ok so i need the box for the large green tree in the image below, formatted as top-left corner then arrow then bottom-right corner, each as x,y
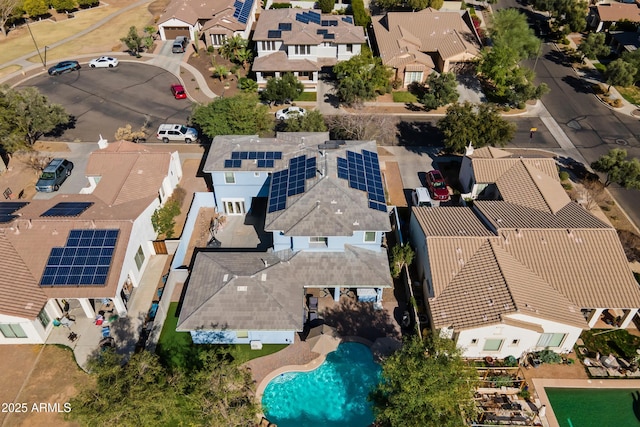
420,72 -> 459,110
282,109 -> 327,132
490,8 -> 540,60
261,73 -> 304,105
22,0 -> 47,17
437,102 -> 516,153
333,52 -> 392,106
0,85 -> 69,150
318,0 -> 335,13
605,58 -> 636,91
50,0 -> 75,12
121,26 -> 143,55
578,32 -> 609,61
591,148 -> 640,189
219,35 -> 249,65
191,94 -> 271,138
530,0 -> 587,33
370,334 -> 478,427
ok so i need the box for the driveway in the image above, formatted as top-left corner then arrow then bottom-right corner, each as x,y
20,62 -> 193,143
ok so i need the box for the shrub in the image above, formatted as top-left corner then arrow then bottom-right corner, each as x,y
537,349 -> 562,364
207,45 -> 215,53
270,2 -> 291,7
559,171 -> 570,181
562,182 -> 573,190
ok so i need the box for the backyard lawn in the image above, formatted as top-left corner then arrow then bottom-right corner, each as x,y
157,302 -> 287,369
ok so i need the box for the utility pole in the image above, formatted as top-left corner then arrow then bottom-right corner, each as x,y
25,19 -> 45,68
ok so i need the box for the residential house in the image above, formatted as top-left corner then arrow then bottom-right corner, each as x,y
0,141 -> 181,344
252,9 -> 365,89
371,8 -> 482,87
587,2 -> 640,32
157,0 -> 258,46
409,147 -> 640,358
177,133 -> 393,345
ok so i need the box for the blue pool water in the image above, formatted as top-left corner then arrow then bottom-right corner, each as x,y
261,342 -> 382,427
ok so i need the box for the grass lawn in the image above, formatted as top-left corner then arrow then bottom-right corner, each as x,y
392,91 -> 418,103
616,85 -> 640,105
592,62 -> 606,73
296,91 -> 317,102
157,302 -> 287,369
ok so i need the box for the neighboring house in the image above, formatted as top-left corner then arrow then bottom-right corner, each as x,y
157,0 -> 258,46
371,8 -> 482,87
252,9 -> 365,89
610,31 -> 640,54
177,133 -> 393,345
0,141 -> 181,344
409,148 -> 640,359
587,2 -> 640,32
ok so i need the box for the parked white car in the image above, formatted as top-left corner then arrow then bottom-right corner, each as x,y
89,56 -> 119,68
275,106 -> 306,120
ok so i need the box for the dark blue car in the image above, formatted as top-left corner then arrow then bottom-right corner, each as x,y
47,60 -> 81,76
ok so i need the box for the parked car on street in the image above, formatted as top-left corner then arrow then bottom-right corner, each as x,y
275,106 -> 306,120
47,60 -> 80,76
156,124 -> 198,143
425,169 -> 450,201
411,187 -> 434,207
170,84 -> 187,99
35,158 -> 74,192
89,56 -> 119,68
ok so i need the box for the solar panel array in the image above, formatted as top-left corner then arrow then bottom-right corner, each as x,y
295,11 -> 321,25
267,155 -> 317,213
0,202 -> 28,223
41,202 -> 93,217
224,151 -> 282,169
321,19 -> 338,26
268,30 -> 281,39
279,22 -> 292,31
40,229 -> 119,287
336,150 -> 386,212
323,33 -> 335,40
232,0 -> 254,24
342,16 -> 353,24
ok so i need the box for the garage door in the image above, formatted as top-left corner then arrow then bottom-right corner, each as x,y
163,27 -> 190,40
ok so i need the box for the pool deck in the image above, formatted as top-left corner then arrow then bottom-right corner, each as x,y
532,378 -> 640,427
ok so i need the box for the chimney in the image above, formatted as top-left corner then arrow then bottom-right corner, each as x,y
465,141 -> 474,156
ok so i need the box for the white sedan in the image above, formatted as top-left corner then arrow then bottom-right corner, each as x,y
88,56 -> 119,68
275,106 -> 306,120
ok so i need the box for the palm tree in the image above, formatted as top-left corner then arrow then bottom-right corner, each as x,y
219,35 -> 248,63
235,47 -> 253,70
213,65 -> 229,81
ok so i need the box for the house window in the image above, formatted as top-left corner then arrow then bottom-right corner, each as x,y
483,338 -> 503,352
295,45 -> 310,55
346,44 -> 353,53
537,333 -> 566,348
322,42 -> 332,47
224,172 -> 235,184
470,338 -> 478,345
261,41 -> 276,51
0,323 -> 27,338
298,71 -> 312,80
37,308 -> 51,328
134,245 -> 145,271
510,339 -> 520,346
364,231 -> 376,242
236,330 -> 249,338
404,71 -> 423,85
309,236 -> 328,246
211,34 -> 227,46
224,200 -> 246,215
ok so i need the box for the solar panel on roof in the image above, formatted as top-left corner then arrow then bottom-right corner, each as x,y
337,158 -> 348,179
41,202 -> 93,217
231,152 -> 241,159
337,150 -> 387,212
279,22 -> 292,31
317,29 -> 328,34
268,170 -> 289,213
287,155 -> 306,196
306,157 -> 316,179
268,30 -> 281,39
40,229 -> 119,287
342,16 -> 353,23
321,20 -> 329,26
0,202 -> 28,223
323,33 -> 335,40
296,13 -> 309,24
329,20 -> 338,26
234,0 -> 242,8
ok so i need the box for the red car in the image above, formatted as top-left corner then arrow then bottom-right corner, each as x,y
171,84 -> 187,99
426,169 -> 449,201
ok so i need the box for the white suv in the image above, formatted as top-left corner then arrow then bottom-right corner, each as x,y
411,187 -> 434,207
156,124 -> 198,143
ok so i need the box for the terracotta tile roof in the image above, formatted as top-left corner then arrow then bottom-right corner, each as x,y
475,200 -> 610,230
371,9 -> 481,72
469,146 -> 513,159
412,206 -> 494,236
252,51 -> 321,72
253,9 -> 365,45
159,0 -> 237,25
471,157 -> 559,184
596,3 -> 640,23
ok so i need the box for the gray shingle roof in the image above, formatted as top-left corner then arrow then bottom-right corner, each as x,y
177,245 -> 393,332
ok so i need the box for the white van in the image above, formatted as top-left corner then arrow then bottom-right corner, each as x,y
412,187 -> 434,207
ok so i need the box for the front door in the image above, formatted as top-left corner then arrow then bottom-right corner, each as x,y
224,199 -> 245,215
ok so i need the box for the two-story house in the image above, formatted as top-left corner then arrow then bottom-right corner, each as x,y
0,141 -> 181,344
252,9 -> 365,89
177,133 -> 393,345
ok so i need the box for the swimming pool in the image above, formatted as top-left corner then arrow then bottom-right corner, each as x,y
546,387 -> 640,427
261,342 -> 381,427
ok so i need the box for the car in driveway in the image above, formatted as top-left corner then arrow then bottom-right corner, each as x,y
47,61 -> 81,76
156,124 -> 198,143
89,56 -> 119,68
275,106 -> 306,120
35,158 -> 74,192
172,36 -> 188,53
170,84 -> 187,99
425,169 -> 450,201
411,187 -> 434,207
